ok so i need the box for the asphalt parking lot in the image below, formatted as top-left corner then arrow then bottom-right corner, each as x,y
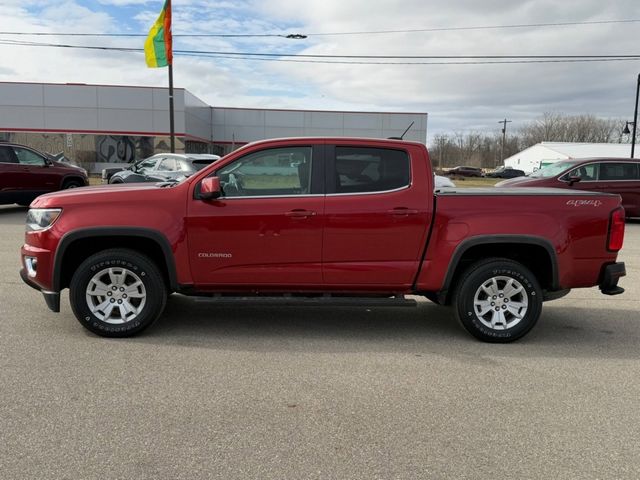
1,204 -> 639,479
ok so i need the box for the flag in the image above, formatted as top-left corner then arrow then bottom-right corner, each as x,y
144,0 -> 172,68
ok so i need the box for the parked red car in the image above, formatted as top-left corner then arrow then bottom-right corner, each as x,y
0,142 -> 89,206
20,138 -> 625,343
495,158 -> 640,217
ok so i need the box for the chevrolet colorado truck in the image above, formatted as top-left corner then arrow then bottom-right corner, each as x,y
20,138 -> 626,342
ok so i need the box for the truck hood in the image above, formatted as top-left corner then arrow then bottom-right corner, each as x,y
31,183 -> 176,208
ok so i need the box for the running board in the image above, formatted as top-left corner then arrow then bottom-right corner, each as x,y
193,295 -> 417,308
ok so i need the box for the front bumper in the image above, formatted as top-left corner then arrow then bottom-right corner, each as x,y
599,262 -> 626,296
20,268 -> 60,312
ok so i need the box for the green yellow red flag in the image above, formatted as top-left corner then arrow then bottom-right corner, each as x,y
144,0 -> 172,68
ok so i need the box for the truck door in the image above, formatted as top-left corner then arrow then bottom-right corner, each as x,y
322,144 -> 431,288
187,144 -> 325,287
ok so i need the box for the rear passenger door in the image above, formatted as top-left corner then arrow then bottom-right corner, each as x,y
595,162 -> 640,216
322,144 -> 431,287
153,157 -> 179,181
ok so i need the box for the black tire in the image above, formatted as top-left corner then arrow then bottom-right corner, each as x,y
63,180 -> 82,189
109,179 -> 124,184
453,258 -> 543,343
69,248 -> 167,337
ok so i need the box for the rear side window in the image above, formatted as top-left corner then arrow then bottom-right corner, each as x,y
0,146 -> 17,163
157,158 -> 177,171
598,162 -> 639,181
333,147 -> 410,194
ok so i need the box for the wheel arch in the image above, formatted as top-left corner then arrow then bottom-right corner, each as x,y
60,175 -> 87,189
437,235 -> 558,305
53,228 -> 178,293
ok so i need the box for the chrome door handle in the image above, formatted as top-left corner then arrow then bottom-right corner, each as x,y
387,208 -> 419,216
285,209 -> 316,218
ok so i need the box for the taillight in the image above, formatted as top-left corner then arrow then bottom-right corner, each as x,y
607,207 -> 625,252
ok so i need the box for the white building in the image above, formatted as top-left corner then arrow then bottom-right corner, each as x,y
504,142 -> 639,174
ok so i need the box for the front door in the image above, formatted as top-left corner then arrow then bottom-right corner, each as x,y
12,146 -> 58,194
187,144 -> 325,288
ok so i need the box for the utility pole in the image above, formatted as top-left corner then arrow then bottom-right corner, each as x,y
498,118 -> 512,166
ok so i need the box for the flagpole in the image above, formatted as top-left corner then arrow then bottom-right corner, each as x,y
167,0 -> 175,153
168,62 -> 175,153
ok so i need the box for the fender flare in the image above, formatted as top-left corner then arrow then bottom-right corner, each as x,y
438,235 -> 559,302
52,227 -> 178,292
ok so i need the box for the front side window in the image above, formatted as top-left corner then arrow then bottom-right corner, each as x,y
13,147 -> 46,166
564,163 -> 599,181
135,158 -> 159,173
597,162 -> 639,181
334,147 -> 410,194
217,147 -> 312,197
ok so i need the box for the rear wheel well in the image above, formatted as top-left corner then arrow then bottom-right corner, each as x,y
443,243 -> 555,305
58,236 -> 173,292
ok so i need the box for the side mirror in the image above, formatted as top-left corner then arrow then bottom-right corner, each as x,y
200,176 -> 222,200
567,175 -> 582,186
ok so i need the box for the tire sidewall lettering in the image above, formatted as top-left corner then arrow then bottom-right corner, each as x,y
456,260 -> 543,342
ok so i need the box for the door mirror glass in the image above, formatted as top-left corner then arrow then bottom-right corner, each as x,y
201,176 -> 221,200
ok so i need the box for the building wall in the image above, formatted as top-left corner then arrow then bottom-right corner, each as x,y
184,90 -> 212,143
0,82 -> 429,172
0,83 -> 186,135
212,108 -> 427,153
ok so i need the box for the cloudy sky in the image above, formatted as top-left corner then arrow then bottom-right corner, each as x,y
2,0 -> 640,142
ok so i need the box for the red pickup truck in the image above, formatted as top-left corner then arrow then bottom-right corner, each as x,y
20,138 -> 626,342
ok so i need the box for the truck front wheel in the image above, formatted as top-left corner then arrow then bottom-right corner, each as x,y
453,258 -> 543,343
69,249 -> 167,337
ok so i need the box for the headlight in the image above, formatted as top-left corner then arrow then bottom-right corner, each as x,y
26,208 -> 62,232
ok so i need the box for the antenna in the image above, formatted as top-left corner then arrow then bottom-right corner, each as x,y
388,121 -> 415,140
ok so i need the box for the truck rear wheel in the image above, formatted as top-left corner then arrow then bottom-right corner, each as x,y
453,258 -> 542,343
69,249 -> 167,337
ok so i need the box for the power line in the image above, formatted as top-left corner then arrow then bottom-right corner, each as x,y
1,39 -> 639,65
0,18 -> 638,38
1,38 -> 638,59
305,18 -> 640,36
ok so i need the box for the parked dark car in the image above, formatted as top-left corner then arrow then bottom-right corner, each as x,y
106,153 -> 221,184
485,166 -> 525,178
445,166 -> 483,177
0,142 -> 88,206
496,157 -> 640,217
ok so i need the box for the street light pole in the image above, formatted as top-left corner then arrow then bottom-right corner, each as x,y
498,118 -> 512,166
631,73 -> 639,158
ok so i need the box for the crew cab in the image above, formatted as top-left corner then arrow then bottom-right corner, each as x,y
20,138 -> 626,342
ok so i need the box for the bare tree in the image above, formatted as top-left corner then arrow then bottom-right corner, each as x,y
429,113 -> 627,169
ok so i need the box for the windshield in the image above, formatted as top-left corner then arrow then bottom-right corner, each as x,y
529,161 -> 575,178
